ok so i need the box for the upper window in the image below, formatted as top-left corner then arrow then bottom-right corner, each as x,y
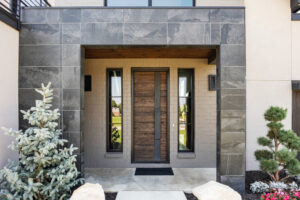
152,0 -> 194,6
178,69 -> 194,152
106,0 -> 148,6
107,69 -> 123,152
291,0 -> 300,20
105,0 -> 194,7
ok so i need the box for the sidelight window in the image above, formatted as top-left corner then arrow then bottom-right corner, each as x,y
105,0 -> 194,7
107,69 -> 123,152
178,69 -> 194,152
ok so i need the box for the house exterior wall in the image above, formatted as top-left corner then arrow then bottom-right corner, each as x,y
0,21 -> 19,169
84,58 -> 216,168
245,0 -> 300,170
19,7 -> 246,192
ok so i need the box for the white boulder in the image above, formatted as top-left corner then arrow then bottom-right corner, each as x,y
70,183 -> 105,200
192,181 -> 241,200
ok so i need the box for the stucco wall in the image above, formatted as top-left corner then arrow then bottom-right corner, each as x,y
245,0 -> 300,170
0,21 -> 19,169
84,58 -> 216,168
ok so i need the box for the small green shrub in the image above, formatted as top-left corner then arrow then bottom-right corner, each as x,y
255,106 -> 300,182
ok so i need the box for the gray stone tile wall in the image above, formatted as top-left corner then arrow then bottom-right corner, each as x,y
19,7 -> 245,192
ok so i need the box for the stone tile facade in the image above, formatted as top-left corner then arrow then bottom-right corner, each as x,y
19,7 -> 246,192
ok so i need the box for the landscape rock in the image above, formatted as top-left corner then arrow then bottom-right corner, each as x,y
192,181 -> 242,200
70,183 -> 105,200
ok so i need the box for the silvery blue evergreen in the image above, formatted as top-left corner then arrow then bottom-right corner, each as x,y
269,181 -> 288,191
289,181 -> 299,190
250,181 -> 270,194
0,83 -> 83,200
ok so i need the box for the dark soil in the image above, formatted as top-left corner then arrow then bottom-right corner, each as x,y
184,193 -> 197,200
185,192 -> 261,200
246,171 -> 271,193
246,170 -> 297,193
243,193 -> 261,200
105,192 -> 117,200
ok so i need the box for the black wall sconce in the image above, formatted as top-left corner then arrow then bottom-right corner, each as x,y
85,75 -> 92,91
208,75 -> 216,91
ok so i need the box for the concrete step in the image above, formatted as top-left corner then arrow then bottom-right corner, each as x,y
116,191 -> 187,200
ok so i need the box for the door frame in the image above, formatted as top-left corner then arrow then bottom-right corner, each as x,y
131,67 -> 170,163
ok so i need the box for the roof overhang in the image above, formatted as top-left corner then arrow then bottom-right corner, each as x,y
85,46 -> 216,64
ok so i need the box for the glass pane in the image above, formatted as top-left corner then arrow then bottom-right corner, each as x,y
179,69 -> 193,97
107,0 -> 148,6
109,70 -> 122,97
179,124 -> 193,151
179,97 -> 192,125
152,0 -> 193,6
110,124 -> 122,150
111,97 -> 122,123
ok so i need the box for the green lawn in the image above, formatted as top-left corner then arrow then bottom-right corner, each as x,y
112,116 -> 122,124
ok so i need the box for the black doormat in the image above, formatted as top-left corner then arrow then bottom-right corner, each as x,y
135,168 -> 174,176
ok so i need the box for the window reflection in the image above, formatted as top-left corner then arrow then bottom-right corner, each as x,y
152,0 -> 193,6
178,69 -> 194,152
108,69 -> 123,152
106,0 -> 194,7
107,0 -> 148,6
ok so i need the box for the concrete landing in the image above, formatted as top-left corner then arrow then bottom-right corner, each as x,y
85,168 -> 216,192
116,191 -> 187,200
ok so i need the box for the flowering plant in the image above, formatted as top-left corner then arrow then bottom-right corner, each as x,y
261,189 -> 300,200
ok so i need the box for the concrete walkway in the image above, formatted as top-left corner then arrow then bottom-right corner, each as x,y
116,191 -> 187,200
85,168 -> 216,192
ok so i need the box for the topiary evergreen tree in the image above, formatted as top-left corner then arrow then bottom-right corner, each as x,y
255,106 -> 300,182
0,83 -> 83,200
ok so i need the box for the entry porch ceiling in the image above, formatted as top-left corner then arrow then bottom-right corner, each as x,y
85,46 -> 216,63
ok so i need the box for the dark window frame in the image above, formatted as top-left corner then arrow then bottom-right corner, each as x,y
106,68 -> 123,153
178,68 -> 195,153
291,0 -> 300,20
104,0 -> 195,7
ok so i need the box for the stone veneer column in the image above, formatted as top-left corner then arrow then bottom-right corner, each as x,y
19,7 -> 245,192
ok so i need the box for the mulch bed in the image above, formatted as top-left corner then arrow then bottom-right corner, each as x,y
105,192 -> 117,200
246,170 -> 297,193
184,193 -> 198,200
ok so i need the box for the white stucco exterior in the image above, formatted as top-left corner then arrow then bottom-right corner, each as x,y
245,0 -> 300,170
0,21 -> 19,169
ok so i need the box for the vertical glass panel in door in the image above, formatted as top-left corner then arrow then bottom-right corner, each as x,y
152,0 -> 193,6
107,0 -> 148,6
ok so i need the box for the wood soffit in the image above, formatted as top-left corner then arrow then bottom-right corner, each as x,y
85,46 -> 216,59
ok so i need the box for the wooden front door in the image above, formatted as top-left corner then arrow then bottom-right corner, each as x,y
132,69 -> 169,163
